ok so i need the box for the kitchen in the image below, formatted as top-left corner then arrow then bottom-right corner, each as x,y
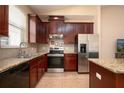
0,5 -> 124,88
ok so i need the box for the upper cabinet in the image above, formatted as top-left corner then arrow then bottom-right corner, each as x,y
64,23 -> 75,44
28,14 -> 50,44
41,22 -> 50,44
84,23 -> 93,34
0,5 -> 8,36
28,15 -> 93,44
64,22 -> 94,44
49,16 -> 65,34
75,23 -> 93,34
28,14 -> 42,43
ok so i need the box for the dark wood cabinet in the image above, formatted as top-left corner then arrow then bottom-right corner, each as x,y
44,54 -> 48,71
41,22 -> 49,43
64,22 -> 93,44
28,14 -> 36,43
64,54 -> 77,71
28,15 -> 93,44
29,54 -> 47,88
64,23 -> 75,44
38,57 -> 43,81
75,23 -> 93,34
37,55 -> 46,81
29,58 -> 38,88
90,61 -> 124,88
56,21 -> 65,34
0,5 -> 8,36
49,16 -> 65,34
84,23 -> 93,34
36,16 -> 42,43
49,21 -> 57,34
28,14 -> 42,43
75,23 -> 85,34
49,21 -> 65,34
28,14 -> 50,44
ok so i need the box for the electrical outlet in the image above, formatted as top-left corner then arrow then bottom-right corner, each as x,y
96,72 -> 102,80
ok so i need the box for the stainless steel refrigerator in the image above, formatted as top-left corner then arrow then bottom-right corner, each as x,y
76,34 -> 99,73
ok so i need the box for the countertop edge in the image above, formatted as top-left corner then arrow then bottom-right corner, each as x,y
89,59 -> 124,74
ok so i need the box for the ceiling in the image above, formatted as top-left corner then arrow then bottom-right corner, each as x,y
29,5 -> 73,14
29,5 -> 94,22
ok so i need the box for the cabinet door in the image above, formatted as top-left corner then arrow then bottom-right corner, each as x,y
30,65 -> 37,88
45,22 -> 49,43
0,5 -> 8,36
29,58 -> 38,88
28,14 -> 42,43
49,21 -> 57,34
38,55 -> 47,81
56,21 -> 65,34
49,21 -> 64,34
38,59 -> 42,81
64,54 -> 77,71
36,17 -> 42,43
41,22 -> 49,43
75,23 -> 93,34
28,15 -> 36,43
64,23 -> 75,44
44,54 -> 48,71
84,23 -> 93,34
75,23 -> 85,34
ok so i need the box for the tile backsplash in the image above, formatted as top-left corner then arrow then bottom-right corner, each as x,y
0,43 -> 76,60
0,43 -> 37,60
64,44 -> 76,53
37,44 -> 76,53
37,44 -> 49,53
0,48 -> 18,60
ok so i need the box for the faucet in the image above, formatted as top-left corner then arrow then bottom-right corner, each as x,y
18,42 -> 28,58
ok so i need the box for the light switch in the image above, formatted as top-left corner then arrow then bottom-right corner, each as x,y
96,72 -> 102,80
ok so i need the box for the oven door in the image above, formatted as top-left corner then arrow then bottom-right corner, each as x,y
48,56 -> 64,68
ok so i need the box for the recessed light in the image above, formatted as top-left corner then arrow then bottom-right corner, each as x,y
54,17 -> 59,19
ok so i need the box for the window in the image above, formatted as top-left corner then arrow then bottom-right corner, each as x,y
0,5 -> 26,48
8,22 -> 24,46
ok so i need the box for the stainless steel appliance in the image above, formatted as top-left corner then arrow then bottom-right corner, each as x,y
76,34 -> 99,73
48,34 -> 64,72
48,54 -> 64,72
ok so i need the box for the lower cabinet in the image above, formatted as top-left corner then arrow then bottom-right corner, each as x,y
29,54 -> 47,88
37,56 -> 43,81
90,61 -> 124,88
29,60 -> 38,88
64,54 -> 77,71
44,54 -> 48,71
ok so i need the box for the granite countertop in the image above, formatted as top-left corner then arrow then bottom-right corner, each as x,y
89,58 -> 124,74
64,52 -> 77,54
0,52 -> 47,73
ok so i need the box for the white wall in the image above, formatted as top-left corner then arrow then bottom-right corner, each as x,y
15,5 -> 35,42
101,6 -> 124,59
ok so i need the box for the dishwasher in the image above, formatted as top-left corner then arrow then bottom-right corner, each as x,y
0,62 -> 30,88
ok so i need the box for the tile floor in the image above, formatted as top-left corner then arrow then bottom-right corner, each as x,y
36,72 -> 89,88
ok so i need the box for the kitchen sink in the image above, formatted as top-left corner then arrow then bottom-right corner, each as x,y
17,55 -> 32,58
